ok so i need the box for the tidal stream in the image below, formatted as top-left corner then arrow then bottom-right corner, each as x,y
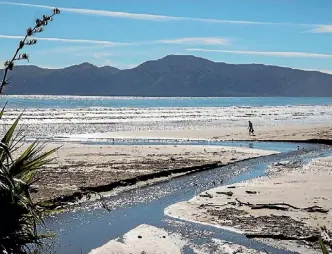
44,141 -> 331,253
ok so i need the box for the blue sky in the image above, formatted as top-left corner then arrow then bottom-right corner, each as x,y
0,0 -> 332,72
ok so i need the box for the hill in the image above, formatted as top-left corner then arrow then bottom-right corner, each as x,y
1,55 -> 332,96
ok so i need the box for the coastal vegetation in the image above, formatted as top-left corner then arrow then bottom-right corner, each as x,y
0,8 -> 60,253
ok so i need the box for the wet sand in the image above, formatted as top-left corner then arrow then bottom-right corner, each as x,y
166,156 -> 332,253
26,122 -> 332,252
28,143 -> 276,202
2,103 -> 332,145
79,123 -> 332,141
23,122 -> 332,204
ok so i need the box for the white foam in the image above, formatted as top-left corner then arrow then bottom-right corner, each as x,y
1,105 -> 331,125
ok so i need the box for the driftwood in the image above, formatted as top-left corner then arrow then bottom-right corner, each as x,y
216,191 -> 233,197
199,200 -> 239,208
246,227 -> 332,247
235,199 -> 329,213
321,226 -> 332,247
200,192 -> 213,198
250,204 -> 288,211
245,190 -> 258,194
199,203 -> 228,208
227,186 -> 236,189
303,206 -> 329,213
235,198 -> 251,207
256,202 -> 299,209
245,232 -> 319,242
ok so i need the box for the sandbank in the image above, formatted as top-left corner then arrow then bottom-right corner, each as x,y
88,224 -> 185,254
24,143 -> 276,202
166,156 -> 332,252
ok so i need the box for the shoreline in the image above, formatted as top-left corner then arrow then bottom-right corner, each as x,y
32,143 -> 277,210
164,206 -> 244,234
35,130 -> 332,210
41,162 -> 221,209
84,145 -> 331,254
165,154 -> 332,253
72,123 -> 332,142
47,137 -> 332,146
88,224 -> 186,254
43,136 -> 331,253
27,122 -> 332,252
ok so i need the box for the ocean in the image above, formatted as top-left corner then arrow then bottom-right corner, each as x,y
0,95 -> 331,108
0,95 -> 331,140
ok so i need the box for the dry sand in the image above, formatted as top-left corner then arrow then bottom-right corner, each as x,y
89,224 -> 267,254
28,143 -> 276,201
88,224 -> 185,254
166,156 -> 332,253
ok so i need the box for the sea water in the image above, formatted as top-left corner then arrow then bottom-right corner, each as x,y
0,95 -> 331,139
0,95 -> 331,108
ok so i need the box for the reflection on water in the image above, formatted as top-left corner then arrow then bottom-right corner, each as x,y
81,139 -> 315,153
43,142 -> 330,254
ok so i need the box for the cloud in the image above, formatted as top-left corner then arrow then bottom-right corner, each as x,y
0,34 -> 130,46
36,45 -> 116,54
158,37 -> 230,45
186,48 -> 332,59
91,52 -> 114,58
309,25 -> 332,33
1,34 -> 231,47
0,1 -> 315,26
85,53 -> 138,69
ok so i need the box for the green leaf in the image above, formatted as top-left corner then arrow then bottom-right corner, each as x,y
8,141 -> 38,178
320,239 -> 329,254
10,144 -> 59,183
0,102 -> 7,119
1,114 -> 22,146
24,148 -> 58,169
16,141 -> 38,163
0,141 -> 12,161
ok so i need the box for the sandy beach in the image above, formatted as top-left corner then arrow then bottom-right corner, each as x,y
29,143 -> 276,202
3,97 -> 332,253
17,121 -> 332,205
1,102 -> 332,141
89,224 -> 267,254
166,155 -> 332,253
89,224 -> 185,254
71,122 -> 332,142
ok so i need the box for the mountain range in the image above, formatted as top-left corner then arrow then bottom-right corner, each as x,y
1,55 -> 332,96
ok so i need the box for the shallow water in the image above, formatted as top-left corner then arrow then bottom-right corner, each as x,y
1,96 -> 331,108
43,141 -> 330,254
82,139 -> 308,153
1,96 -> 331,140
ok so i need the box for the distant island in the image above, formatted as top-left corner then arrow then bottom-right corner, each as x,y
1,55 -> 332,96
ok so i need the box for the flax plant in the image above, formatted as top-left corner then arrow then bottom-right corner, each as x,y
0,8 -> 60,254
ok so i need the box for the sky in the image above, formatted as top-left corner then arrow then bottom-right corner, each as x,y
0,0 -> 332,72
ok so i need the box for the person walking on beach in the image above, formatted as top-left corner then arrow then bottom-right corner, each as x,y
248,120 -> 254,136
